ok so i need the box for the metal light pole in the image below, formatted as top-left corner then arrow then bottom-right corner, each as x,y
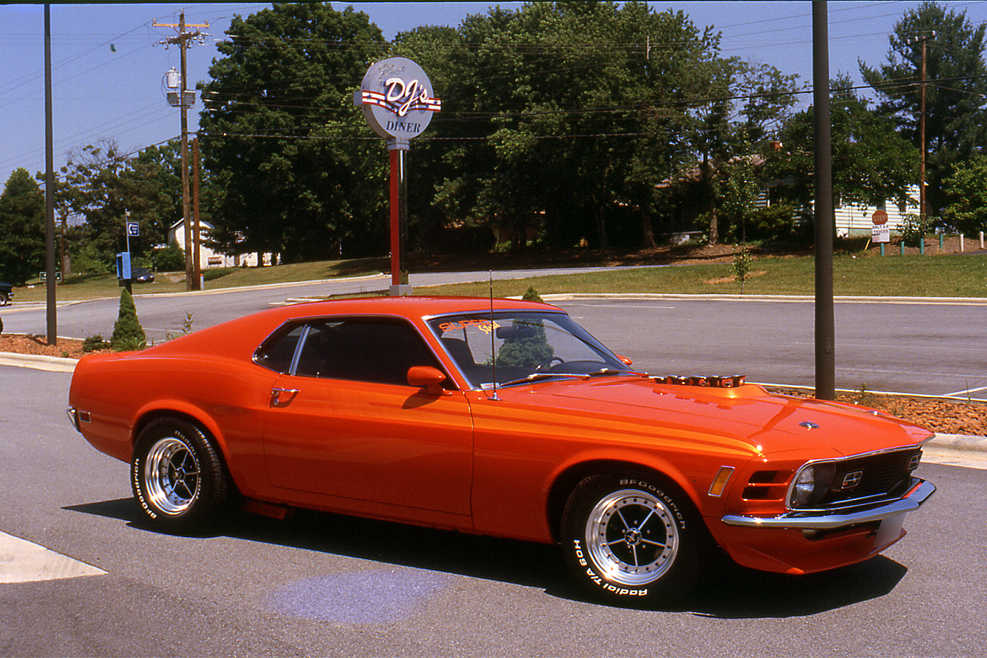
44,4 -> 57,346
813,1 -> 835,400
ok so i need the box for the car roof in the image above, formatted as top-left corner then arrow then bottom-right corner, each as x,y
146,296 -> 563,359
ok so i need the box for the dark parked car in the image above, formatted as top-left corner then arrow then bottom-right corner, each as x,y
0,282 -> 12,306
132,267 -> 155,283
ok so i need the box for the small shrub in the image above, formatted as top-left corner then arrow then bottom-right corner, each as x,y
898,214 -> 933,245
740,204 -> 810,246
82,335 -> 109,352
154,240 -> 186,272
165,312 -> 194,341
733,246 -> 753,293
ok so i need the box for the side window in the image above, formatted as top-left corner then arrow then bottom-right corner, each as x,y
255,324 -> 306,374
297,319 -> 442,386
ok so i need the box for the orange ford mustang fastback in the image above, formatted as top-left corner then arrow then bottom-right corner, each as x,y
67,296 -> 935,604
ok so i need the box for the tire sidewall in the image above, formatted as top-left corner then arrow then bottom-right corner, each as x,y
132,417 -> 227,533
561,472 -> 701,604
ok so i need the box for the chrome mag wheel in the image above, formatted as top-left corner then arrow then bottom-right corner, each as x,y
584,488 -> 679,587
144,436 -> 201,515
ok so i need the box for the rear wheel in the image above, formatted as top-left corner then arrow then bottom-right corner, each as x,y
131,417 -> 232,534
561,471 -> 707,605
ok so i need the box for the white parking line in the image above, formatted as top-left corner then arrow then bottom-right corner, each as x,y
0,531 -> 105,583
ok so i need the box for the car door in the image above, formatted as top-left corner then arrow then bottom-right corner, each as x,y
260,318 -> 474,517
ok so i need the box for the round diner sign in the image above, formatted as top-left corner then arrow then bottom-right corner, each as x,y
356,57 -> 441,142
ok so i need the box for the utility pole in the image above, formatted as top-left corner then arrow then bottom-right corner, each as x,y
913,32 -> 934,226
193,136 -> 201,289
153,10 -> 208,291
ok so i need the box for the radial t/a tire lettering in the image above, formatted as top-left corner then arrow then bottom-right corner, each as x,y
561,471 -> 707,605
131,417 -> 232,534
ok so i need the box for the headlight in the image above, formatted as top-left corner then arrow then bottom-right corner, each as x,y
789,465 -> 815,508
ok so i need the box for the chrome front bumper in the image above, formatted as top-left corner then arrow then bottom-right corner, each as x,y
721,478 -> 936,530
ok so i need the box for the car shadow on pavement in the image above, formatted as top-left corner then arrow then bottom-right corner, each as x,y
64,499 -> 908,617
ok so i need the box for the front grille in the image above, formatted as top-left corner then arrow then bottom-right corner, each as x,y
818,448 -> 922,506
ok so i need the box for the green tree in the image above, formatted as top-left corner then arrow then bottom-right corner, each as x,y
0,168 -> 46,285
407,1 -> 726,253
718,151 -> 761,244
685,59 -> 800,244
942,153 -> 987,234
59,139 -> 182,269
860,1 -> 987,216
766,74 -> 918,217
199,2 -> 388,263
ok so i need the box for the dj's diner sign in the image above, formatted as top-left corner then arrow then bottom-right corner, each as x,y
356,57 -> 441,143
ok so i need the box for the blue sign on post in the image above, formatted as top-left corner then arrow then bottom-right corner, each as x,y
127,222 -> 140,237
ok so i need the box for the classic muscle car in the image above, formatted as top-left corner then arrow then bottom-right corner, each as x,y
67,296 -> 935,604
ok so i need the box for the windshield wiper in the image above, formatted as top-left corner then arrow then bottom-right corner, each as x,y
498,372 -> 587,387
498,368 -> 641,388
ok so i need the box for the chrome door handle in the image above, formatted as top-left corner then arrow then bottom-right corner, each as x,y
270,388 -> 299,407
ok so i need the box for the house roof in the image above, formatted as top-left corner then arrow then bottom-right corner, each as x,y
169,218 -> 214,231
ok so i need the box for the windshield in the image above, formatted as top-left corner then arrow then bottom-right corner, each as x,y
427,311 -> 631,389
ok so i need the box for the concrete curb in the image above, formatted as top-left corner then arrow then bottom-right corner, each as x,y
0,352 -> 77,373
928,433 -> 987,453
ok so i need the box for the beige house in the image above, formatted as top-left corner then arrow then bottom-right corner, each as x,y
167,219 -> 273,268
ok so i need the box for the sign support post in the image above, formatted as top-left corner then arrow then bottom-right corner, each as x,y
388,141 -> 410,294
355,58 -> 441,296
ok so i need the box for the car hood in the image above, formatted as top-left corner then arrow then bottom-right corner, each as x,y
503,376 -> 932,459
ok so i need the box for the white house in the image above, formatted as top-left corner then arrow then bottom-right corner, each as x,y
167,219 -> 273,268
833,185 -> 920,239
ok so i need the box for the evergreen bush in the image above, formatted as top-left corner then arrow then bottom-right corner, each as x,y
111,289 -> 147,351
522,286 -> 544,303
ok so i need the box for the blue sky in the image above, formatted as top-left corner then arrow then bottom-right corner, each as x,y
2,2 -> 983,187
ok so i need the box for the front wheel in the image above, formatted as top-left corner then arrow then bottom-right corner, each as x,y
131,417 -> 232,534
561,472 -> 707,605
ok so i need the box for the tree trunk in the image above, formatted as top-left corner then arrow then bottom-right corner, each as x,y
640,206 -> 655,249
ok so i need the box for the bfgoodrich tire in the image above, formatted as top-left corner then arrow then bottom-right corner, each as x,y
561,471 -> 708,605
131,417 -> 232,534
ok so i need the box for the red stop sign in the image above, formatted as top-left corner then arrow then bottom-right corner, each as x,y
872,210 -> 888,225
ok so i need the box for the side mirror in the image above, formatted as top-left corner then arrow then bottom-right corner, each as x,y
407,366 -> 451,396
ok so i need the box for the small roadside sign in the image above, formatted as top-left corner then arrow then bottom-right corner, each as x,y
127,221 -> 140,237
872,223 -> 890,243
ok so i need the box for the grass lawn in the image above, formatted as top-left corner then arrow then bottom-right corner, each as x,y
12,258 -> 388,303
10,252 -> 986,303
421,253 -> 987,299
